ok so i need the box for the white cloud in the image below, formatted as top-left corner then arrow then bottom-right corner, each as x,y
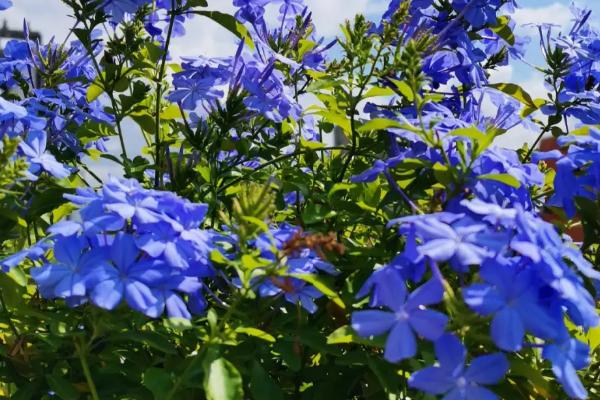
488,65 -> 513,84
512,2 -> 573,32
1,1 -> 72,42
305,0 -> 382,37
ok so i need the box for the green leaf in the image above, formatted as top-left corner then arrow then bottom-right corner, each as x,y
489,83 -> 542,117
358,118 -> 404,133
450,125 -> 496,154
241,216 -> 270,233
433,163 -> 453,187
142,368 -> 173,399
299,137 -> 325,150
326,325 -> 385,347
86,79 -> 104,103
160,103 -> 183,120
367,356 -> 400,394
46,375 -> 80,400
164,317 -> 193,331
203,358 -> 244,400
510,358 -> 551,396
451,126 -> 487,142
477,173 -> 521,188
289,273 -> 345,309
302,203 -> 335,225
110,331 -> 178,355
364,86 -> 396,98
521,98 -> 546,118
186,0 -> 208,6
328,183 -> 356,201
585,325 -> 600,350
326,325 -> 355,345
491,16 -> 515,45
235,327 -> 276,343
6,266 -> 28,287
249,361 -> 284,400
318,110 -> 351,133
388,79 -> 414,101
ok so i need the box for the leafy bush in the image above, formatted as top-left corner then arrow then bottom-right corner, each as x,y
1,0 -> 600,399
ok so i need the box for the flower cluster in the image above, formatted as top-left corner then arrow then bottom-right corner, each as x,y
247,224 -> 339,313
549,4 -> 600,125
0,29 -> 113,181
353,196 -> 598,399
170,45 -> 302,123
100,0 -> 153,23
3,176 -> 341,319
534,129 -> 600,217
380,0 -> 522,88
11,177 -> 218,319
357,88 -> 541,210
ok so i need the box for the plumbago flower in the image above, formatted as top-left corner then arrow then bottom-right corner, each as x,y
2,0 -> 600,398
379,0 -> 519,88
353,196 -> 599,398
0,29 -> 114,180
352,277 -> 447,362
170,0 -> 330,125
7,177 -> 219,319
100,0 -> 153,23
241,224 -> 339,313
544,4 -> 600,125
534,129 -> 600,217
409,334 -> 509,400
356,88 -> 541,210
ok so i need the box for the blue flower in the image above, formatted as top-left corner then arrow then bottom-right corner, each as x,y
409,334 -> 509,400
392,215 -> 493,272
19,130 -> 72,180
0,0 -> 12,10
101,0 -> 152,23
233,0 -> 270,24
259,277 -> 324,314
30,236 -> 108,304
533,130 -> 600,218
352,278 -> 447,362
463,258 -> 565,351
542,338 -> 590,400
11,177 -> 219,320
246,224 -> 338,313
0,240 -> 50,272
102,178 -> 161,224
88,233 -> 163,317
0,97 -> 27,121
452,0 -> 501,29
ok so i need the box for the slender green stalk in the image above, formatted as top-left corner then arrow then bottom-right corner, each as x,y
154,0 -> 177,188
0,292 -> 19,337
337,45 -> 385,182
75,338 -> 100,400
79,19 -> 129,164
218,146 -> 352,194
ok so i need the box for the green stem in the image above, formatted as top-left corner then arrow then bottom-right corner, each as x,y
80,19 -> 128,164
524,125 -> 551,163
0,292 -> 19,337
154,0 -> 177,189
337,45 -> 385,182
75,338 -> 100,400
217,146 -> 351,194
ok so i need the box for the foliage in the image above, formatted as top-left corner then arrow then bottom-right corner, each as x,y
0,0 -> 600,399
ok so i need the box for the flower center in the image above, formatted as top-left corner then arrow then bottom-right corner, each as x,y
456,376 -> 467,388
396,309 -> 410,321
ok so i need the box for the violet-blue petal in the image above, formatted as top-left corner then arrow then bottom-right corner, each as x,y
351,310 -> 396,337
